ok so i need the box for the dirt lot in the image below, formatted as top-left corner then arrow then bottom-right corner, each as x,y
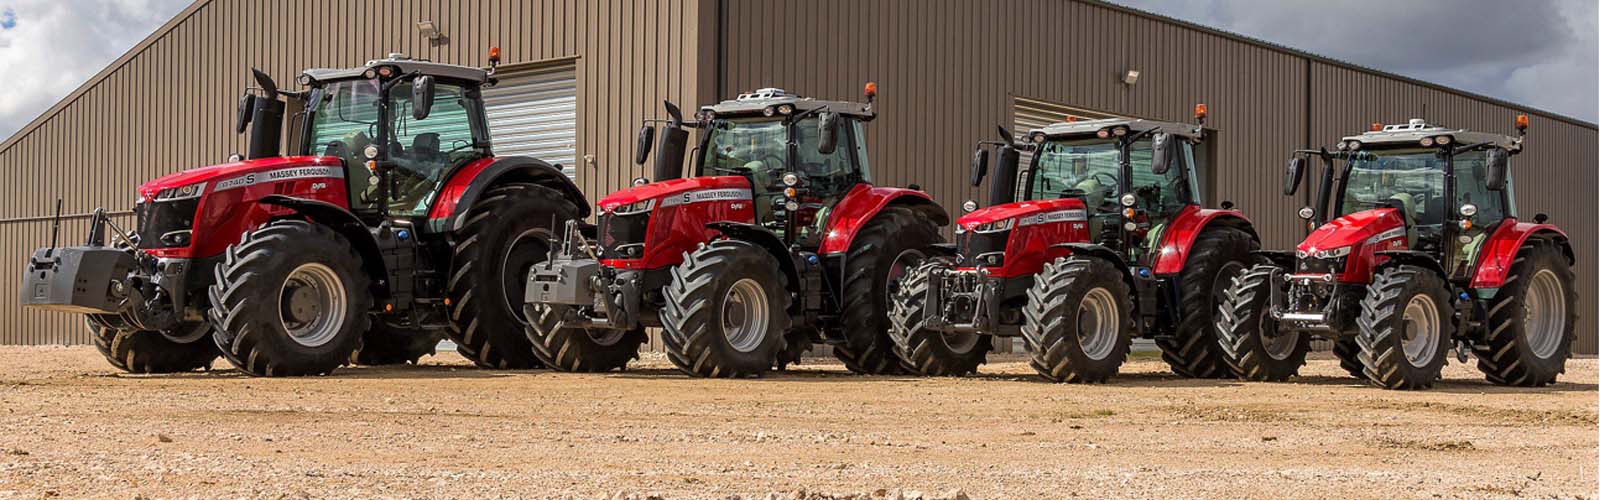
0,346 -> 1594,499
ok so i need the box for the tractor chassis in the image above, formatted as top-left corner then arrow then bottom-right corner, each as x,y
919,267 -> 1028,336
526,222 -> 668,331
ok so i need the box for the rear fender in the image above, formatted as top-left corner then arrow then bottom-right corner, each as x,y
1150,206 -> 1258,275
258,195 -> 389,296
817,185 -> 949,256
1470,221 -> 1571,289
428,156 -> 590,233
707,222 -> 800,293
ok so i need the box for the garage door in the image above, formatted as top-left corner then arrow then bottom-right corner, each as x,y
484,62 -> 579,178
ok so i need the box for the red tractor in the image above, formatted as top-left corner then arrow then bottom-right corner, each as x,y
524,85 -> 949,377
1216,117 -> 1577,390
20,51 -> 589,376
889,106 -> 1260,382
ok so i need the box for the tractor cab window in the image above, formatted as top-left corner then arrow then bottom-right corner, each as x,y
699,116 -> 856,228
307,79 -> 382,168
386,81 -> 486,216
1031,138 -> 1122,212
1338,148 -> 1449,250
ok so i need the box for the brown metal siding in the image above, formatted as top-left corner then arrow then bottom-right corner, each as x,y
721,0 -> 1596,353
0,0 -> 715,346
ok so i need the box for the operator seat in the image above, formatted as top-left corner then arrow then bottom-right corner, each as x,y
1074,178 -> 1109,211
411,133 -> 444,166
1386,193 -> 1419,249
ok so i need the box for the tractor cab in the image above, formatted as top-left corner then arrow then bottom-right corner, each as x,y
286,54 -> 495,220
1286,118 -> 1524,282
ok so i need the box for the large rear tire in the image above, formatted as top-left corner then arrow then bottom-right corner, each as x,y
834,206 -> 943,375
445,183 -> 578,369
88,320 -> 217,374
1472,240 -> 1577,386
1355,265 -> 1453,390
525,303 -> 646,372
208,220 -> 371,377
350,320 -> 444,366
661,240 -> 791,378
1021,256 -> 1133,383
1216,264 -> 1309,381
887,261 -> 990,376
1157,227 -> 1256,378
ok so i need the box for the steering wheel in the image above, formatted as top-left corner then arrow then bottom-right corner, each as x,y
1091,172 -> 1119,190
446,139 -> 473,155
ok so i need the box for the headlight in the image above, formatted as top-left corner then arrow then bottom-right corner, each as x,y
631,176 -> 649,187
784,200 -> 800,211
961,200 -> 979,213
782,173 -> 800,186
1312,246 -> 1352,259
364,144 -> 381,159
1347,140 -> 1362,151
154,182 -> 207,202
1435,135 -> 1452,145
1120,193 -> 1137,207
1298,206 -> 1315,220
612,199 -> 656,215
1419,136 -> 1435,147
971,218 -> 1015,233
1459,203 -> 1477,217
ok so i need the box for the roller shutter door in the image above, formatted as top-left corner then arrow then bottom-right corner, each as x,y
484,62 -> 579,178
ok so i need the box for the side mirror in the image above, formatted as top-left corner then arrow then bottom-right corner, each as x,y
235,93 -> 256,134
989,146 -> 1021,206
411,75 -> 435,120
1150,133 -> 1175,175
817,112 -> 840,155
634,125 -> 657,165
1284,157 -> 1307,196
970,148 -> 990,187
1486,148 -> 1509,190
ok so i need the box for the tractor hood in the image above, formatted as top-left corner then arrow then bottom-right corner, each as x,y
957,198 -> 1088,232
137,156 -> 344,201
1297,207 -> 1406,255
598,176 -> 751,212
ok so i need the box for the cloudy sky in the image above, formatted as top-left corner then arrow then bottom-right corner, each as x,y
0,1 -> 1595,143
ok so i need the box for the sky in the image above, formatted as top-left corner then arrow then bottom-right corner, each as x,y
0,1 -> 1595,144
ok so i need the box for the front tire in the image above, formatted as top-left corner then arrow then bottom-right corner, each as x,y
525,303 -> 646,372
88,320 -> 217,374
1216,264 -> 1309,381
888,261 -> 990,376
1021,256 -> 1134,383
1355,265 -> 1453,390
445,183 -> 578,369
1472,240 -> 1577,386
661,240 -> 791,378
834,206 -> 944,375
208,220 -> 372,377
1158,227 -> 1257,378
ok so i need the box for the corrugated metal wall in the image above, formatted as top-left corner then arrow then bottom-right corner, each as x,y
721,0 -> 1597,353
0,0 -> 717,345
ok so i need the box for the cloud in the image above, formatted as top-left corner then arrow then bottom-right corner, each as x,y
0,0 -> 191,143
1111,0 -> 1598,122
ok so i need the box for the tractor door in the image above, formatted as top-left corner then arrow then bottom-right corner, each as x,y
386,81 -> 489,217
304,79 -> 384,212
795,117 -> 863,241
1448,149 -> 1508,276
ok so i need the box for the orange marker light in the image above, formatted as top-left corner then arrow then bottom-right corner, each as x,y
1194,103 -> 1208,120
1065,116 -> 1079,123
1515,114 -> 1529,131
488,46 -> 502,64
1370,122 -> 1383,132
366,160 -> 378,173
863,82 -> 878,98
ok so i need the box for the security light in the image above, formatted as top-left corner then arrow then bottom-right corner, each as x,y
417,20 -> 441,41
1122,69 -> 1140,86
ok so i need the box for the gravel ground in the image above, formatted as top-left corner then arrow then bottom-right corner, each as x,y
0,346 -> 1593,499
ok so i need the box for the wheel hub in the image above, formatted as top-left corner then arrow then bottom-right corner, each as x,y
277,263 -> 348,348
1077,287 -> 1119,360
1400,294 -> 1440,368
1525,269 -> 1566,359
721,279 -> 770,353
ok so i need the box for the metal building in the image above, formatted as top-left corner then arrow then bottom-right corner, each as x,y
1,0 -> 1594,353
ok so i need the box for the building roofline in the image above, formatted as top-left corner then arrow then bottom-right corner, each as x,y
1091,0 -> 1597,131
0,0 -> 214,156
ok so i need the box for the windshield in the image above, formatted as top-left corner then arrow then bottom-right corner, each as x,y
1337,148 -> 1448,224
1030,137 -> 1189,214
696,116 -> 860,234
698,118 -> 788,186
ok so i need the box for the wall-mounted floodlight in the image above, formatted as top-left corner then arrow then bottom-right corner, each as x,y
417,20 -> 442,41
1122,69 -> 1141,86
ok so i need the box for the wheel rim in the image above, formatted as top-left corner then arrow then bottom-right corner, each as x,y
1077,287 -> 1120,360
885,249 -> 925,304
501,228 -> 549,326
586,327 -> 629,347
721,278 -> 771,353
278,263 -> 348,348
1400,293 -> 1441,368
1524,269 -> 1566,359
1212,262 -> 1246,299
1253,305 -> 1299,361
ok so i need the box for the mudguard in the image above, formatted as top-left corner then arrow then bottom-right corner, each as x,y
707,222 -> 801,292
1373,250 -> 1449,279
258,195 -> 389,293
1049,242 -> 1136,286
428,156 -> 590,232
1470,220 -> 1571,289
1150,205 -> 1258,275
817,184 -> 949,256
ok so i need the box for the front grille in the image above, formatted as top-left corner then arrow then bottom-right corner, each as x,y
957,230 -> 1010,266
135,199 -> 200,249
1296,257 -> 1345,275
598,212 -> 649,259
